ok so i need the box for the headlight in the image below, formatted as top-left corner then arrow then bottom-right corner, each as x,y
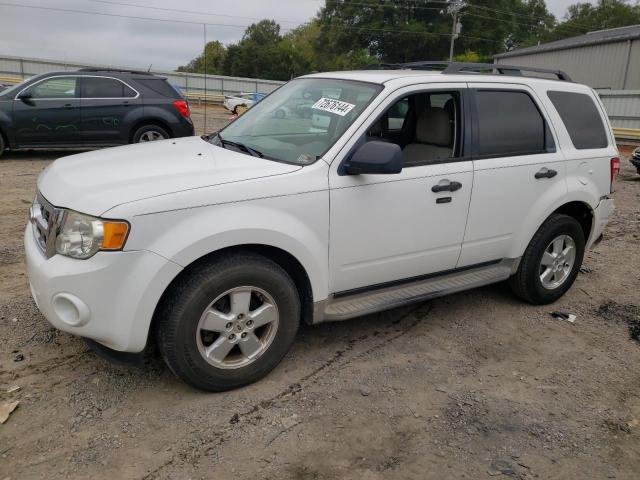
55,211 -> 129,259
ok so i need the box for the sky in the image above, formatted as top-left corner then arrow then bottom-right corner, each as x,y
0,0 -> 594,71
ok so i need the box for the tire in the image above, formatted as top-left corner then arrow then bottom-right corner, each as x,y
156,252 -> 300,392
509,213 -> 585,305
132,124 -> 170,143
0,132 -> 5,158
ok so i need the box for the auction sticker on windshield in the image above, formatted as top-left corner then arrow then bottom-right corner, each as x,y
312,97 -> 356,116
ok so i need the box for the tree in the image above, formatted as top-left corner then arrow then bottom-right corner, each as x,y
177,40 -> 226,75
546,0 -> 640,42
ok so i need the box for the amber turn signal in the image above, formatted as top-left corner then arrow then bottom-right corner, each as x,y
101,222 -> 130,250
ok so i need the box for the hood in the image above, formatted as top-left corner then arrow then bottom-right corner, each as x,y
37,136 -> 301,216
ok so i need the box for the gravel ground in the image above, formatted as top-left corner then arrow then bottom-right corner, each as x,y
0,111 -> 639,479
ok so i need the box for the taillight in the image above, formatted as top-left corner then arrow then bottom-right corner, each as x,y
173,100 -> 190,119
610,157 -> 620,193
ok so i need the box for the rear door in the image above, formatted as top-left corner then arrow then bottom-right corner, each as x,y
79,76 -> 141,145
459,83 -> 566,266
12,75 -> 81,146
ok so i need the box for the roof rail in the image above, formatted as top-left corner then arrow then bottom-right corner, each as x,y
364,61 -> 572,82
77,68 -> 155,76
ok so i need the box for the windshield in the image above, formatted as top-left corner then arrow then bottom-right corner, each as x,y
214,78 -> 382,165
0,75 -> 39,97
0,82 -> 25,97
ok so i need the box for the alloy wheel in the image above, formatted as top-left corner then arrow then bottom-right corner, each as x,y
196,286 -> 279,369
539,234 -> 576,290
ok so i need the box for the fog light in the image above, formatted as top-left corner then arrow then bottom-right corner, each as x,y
52,293 -> 90,327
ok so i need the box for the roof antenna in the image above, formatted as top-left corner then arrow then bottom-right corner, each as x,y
147,64 -> 153,72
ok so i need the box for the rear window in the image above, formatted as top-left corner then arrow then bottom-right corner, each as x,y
547,91 -> 608,149
136,78 -> 181,99
475,90 -> 549,157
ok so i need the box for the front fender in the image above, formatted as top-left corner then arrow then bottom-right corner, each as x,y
123,192 -> 330,301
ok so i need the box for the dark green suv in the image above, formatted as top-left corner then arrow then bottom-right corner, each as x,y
0,69 -> 194,156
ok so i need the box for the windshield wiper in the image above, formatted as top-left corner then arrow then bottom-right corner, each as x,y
214,133 -> 263,158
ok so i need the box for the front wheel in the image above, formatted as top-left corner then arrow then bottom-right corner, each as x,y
509,214 -> 585,304
156,252 -> 300,391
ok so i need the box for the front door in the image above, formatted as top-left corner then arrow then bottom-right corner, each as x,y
329,84 -> 473,294
13,76 -> 81,146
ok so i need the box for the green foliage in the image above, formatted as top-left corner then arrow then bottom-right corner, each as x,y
177,40 -> 226,75
176,0 -> 640,81
546,0 -> 640,42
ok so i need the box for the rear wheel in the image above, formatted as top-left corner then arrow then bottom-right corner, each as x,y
509,214 -> 585,304
156,252 -> 300,391
132,125 -> 169,143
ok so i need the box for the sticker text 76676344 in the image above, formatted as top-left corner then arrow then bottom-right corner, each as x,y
311,97 -> 356,117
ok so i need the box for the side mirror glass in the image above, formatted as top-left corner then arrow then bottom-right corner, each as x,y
343,141 -> 403,175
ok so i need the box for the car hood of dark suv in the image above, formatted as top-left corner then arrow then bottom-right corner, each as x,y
37,136 -> 301,216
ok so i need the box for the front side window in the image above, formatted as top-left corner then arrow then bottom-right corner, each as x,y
25,77 -> 78,99
82,77 -> 136,98
547,91 -> 608,149
475,90 -> 549,158
364,91 -> 462,167
214,78 -> 382,165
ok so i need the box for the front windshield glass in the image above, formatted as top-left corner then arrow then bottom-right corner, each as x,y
0,82 -> 25,97
215,78 -> 382,165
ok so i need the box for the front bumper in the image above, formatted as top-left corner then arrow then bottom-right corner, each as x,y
24,225 -> 182,352
588,196 -> 615,248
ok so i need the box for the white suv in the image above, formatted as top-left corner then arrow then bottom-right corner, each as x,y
25,63 -> 618,391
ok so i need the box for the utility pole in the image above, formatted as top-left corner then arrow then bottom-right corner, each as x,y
448,1 -> 465,62
203,23 -> 207,135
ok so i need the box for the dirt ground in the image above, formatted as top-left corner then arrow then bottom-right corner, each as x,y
1,109 -> 639,479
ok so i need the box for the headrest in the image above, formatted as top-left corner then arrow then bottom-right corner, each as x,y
416,107 -> 451,147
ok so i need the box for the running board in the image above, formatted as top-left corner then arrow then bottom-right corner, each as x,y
313,259 -> 518,323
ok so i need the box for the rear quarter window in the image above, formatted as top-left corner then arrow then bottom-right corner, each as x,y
135,78 -> 181,99
547,91 -> 608,149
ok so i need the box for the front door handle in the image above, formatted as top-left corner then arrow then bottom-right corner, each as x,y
432,180 -> 462,193
535,167 -> 557,179
63,103 -> 73,109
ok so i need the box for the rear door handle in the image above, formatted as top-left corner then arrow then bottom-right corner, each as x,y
432,180 -> 462,193
63,103 -> 73,109
535,168 -> 557,179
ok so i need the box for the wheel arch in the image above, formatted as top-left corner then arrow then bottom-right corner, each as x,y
509,197 -> 596,259
149,244 -> 315,344
129,118 -> 173,143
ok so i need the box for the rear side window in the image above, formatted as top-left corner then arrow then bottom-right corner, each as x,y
82,77 -> 136,98
475,90 -> 549,157
547,91 -> 608,149
135,78 -> 181,99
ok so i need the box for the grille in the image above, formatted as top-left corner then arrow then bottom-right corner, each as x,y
30,193 -> 63,258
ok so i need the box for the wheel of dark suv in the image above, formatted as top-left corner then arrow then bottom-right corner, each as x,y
0,132 -> 5,158
509,213 -> 585,305
156,252 -> 300,392
132,125 -> 170,143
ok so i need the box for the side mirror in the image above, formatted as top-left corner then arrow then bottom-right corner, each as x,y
17,91 -> 32,102
343,141 -> 403,175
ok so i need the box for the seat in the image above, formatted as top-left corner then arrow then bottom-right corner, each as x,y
402,107 -> 452,166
